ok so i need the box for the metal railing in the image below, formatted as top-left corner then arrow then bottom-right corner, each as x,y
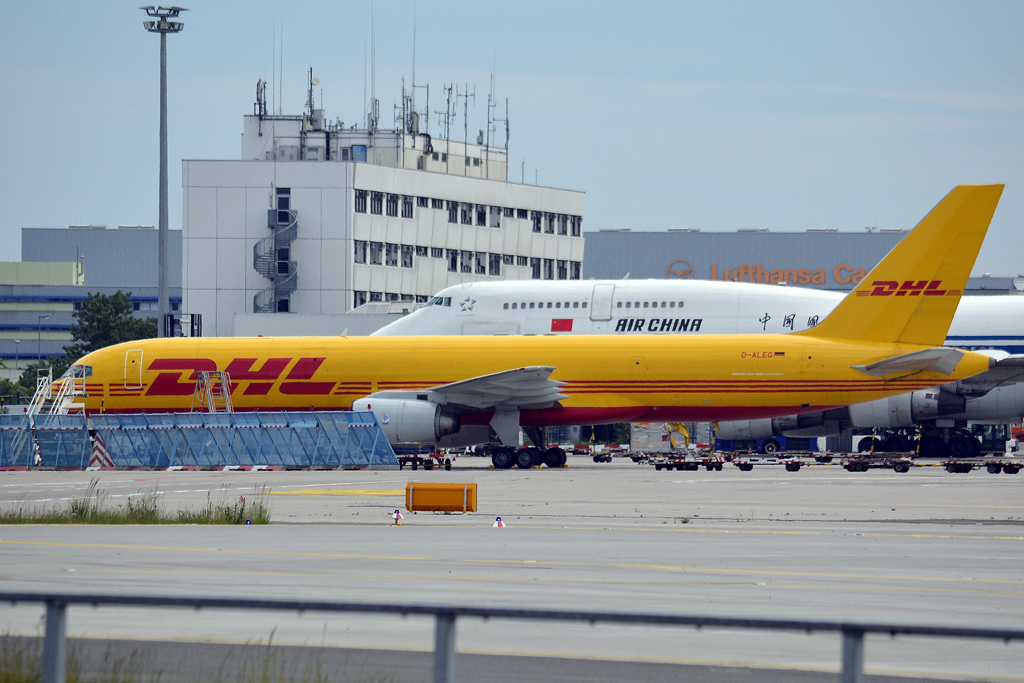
1,592 -> 1022,683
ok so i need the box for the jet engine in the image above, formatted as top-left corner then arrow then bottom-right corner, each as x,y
350,398 -> 461,444
847,390 -> 965,428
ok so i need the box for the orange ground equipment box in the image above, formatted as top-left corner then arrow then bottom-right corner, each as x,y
405,482 -> 477,513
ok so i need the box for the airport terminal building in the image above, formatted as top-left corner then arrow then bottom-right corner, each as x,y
182,82 -> 586,337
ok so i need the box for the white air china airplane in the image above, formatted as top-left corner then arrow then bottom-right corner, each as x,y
374,280 -> 1024,457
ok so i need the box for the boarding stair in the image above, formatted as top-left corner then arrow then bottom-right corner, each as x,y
191,371 -> 234,413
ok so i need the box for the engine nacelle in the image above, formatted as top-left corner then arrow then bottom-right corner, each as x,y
958,383 -> 1024,423
350,398 -> 461,444
713,418 -> 774,441
848,389 -> 965,428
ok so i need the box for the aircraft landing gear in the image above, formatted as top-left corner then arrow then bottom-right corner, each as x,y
491,448 -> 515,469
544,447 -> 567,467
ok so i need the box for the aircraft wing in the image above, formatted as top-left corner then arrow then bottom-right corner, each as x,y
853,347 -> 966,376
368,366 -> 567,411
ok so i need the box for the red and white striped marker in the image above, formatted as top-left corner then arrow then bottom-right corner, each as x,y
89,435 -> 114,469
492,517 -> 505,528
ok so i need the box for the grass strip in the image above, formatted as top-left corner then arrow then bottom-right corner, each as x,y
0,480 -> 271,525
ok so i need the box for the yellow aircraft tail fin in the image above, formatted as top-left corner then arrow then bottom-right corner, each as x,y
798,185 -> 1003,346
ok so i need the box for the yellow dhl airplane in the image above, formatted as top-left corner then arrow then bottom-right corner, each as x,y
65,185 -> 1002,452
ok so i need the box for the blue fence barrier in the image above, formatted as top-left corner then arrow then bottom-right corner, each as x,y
0,414 -> 33,467
90,411 -> 396,468
33,415 -> 90,468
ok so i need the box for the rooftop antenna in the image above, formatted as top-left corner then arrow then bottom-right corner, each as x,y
435,84 -> 454,173
457,84 -> 475,176
278,21 -> 284,115
369,2 -> 378,132
271,19 -> 275,115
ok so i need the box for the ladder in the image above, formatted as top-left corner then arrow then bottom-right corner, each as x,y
25,368 -> 53,418
191,371 -> 233,413
48,375 -> 87,415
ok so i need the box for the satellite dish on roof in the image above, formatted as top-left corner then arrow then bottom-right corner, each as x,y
311,77 -> 320,86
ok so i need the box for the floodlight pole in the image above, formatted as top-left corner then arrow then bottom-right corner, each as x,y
141,6 -> 188,337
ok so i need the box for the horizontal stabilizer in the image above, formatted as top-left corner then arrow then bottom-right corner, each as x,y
853,348 -> 967,376
951,352 -> 1024,396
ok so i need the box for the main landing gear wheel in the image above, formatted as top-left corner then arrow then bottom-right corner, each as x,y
919,436 -> 944,459
947,435 -> 973,459
491,448 -> 515,469
515,448 -> 538,469
969,438 -> 983,458
760,439 -> 781,455
544,447 -> 567,467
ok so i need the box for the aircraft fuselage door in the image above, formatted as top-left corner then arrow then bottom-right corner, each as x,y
125,349 -> 143,389
591,284 -> 615,321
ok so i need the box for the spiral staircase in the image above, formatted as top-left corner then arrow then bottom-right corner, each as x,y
253,208 -> 298,313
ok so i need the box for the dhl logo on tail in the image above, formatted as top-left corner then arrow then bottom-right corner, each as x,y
855,280 -> 961,297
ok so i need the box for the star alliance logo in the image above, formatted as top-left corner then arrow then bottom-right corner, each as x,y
459,298 -> 476,312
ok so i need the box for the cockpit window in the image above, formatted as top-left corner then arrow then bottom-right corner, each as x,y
426,296 -> 439,306
60,365 -> 92,379
442,297 -> 452,307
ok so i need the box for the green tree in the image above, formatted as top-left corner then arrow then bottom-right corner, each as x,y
63,291 -> 157,362
18,291 -> 156,390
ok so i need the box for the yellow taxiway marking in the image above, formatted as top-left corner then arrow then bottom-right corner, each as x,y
270,489 -> 404,496
2,539 -> 1022,586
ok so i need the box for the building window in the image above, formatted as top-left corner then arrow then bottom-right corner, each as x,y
558,214 -> 569,236
416,196 -> 428,208
277,299 -> 289,313
431,247 -> 444,258
545,213 -> 556,234
354,291 -> 368,307
402,196 -> 414,218
571,215 -> 582,236
441,153 -> 448,162
461,251 -> 474,274
386,243 -> 399,267
416,295 -> 429,303
369,242 -> 383,265
447,201 -> 458,223
465,157 -> 470,166
401,245 -> 414,268
489,206 -> 502,228
570,261 -> 581,279
489,253 -> 502,276
517,256 -> 528,267
355,190 -> 368,213
369,291 -> 383,302
354,240 -> 367,264
502,254 -> 514,265
447,249 -> 459,272
432,198 -> 444,209
517,209 -> 528,219
341,148 -> 351,161
531,211 -> 542,233
370,192 -> 383,215
461,203 -> 473,225
400,294 -> 415,301
386,292 -> 400,302
476,252 -> 487,275
432,152 -> 439,161
473,158 -> 480,166
476,205 -> 486,226
530,257 -> 541,279
416,246 -> 428,257
503,207 -> 514,218
544,258 -> 554,280
386,194 -> 399,217
557,260 -> 568,280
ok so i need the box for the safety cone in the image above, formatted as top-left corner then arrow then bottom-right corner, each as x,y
492,517 -> 505,528
391,509 -> 404,526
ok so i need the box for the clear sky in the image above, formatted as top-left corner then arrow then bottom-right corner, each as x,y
1,1 -> 1021,274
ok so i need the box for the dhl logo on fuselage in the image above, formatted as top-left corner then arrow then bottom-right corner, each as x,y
855,280 -> 961,297
144,357 -> 336,397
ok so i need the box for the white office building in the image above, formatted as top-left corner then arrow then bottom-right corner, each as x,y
183,79 -> 585,337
